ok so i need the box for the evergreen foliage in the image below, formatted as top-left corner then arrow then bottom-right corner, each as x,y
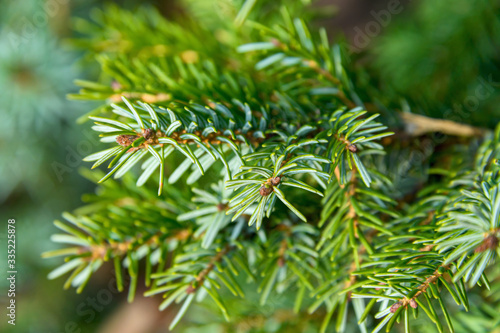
44,2 -> 500,332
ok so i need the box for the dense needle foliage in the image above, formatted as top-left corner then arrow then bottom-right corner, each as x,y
44,1 -> 500,332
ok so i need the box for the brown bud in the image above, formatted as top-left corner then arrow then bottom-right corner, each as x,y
271,176 -> 281,186
270,38 -> 282,48
390,302 -> 402,313
348,144 -> 357,153
409,299 -> 418,309
186,285 -> 196,294
260,186 -> 273,196
216,203 -> 228,211
116,135 -> 138,146
111,81 -> 122,91
278,256 -> 285,267
142,128 -> 155,140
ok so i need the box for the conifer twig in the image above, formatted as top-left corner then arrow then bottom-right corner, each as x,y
401,112 -> 486,137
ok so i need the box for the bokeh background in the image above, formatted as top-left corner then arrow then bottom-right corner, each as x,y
0,0 -> 498,332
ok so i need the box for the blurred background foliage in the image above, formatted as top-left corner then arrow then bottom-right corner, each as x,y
0,0 -> 498,332
360,0 -> 500,127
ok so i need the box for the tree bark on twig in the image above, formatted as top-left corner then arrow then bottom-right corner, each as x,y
401,112 -> 486,137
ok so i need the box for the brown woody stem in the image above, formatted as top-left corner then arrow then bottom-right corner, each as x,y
186,244 -> 232,294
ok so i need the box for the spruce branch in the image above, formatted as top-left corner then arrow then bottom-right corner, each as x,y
350,128 -> 500,332
45,3 -> 500,332
185,244 -> 233,294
